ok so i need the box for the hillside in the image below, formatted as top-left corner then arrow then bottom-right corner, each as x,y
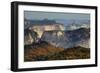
24,41 -> 90,62
45,46 -> 90,60
24,41 -> 64,61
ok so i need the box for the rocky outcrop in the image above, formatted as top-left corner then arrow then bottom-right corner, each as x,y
41,28 -> 90,49
24,29 -> 38,45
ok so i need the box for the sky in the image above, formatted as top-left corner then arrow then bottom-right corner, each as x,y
24,11 -> 90,20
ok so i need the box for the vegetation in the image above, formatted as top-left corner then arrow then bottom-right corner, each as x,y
45,46 -> 90,60
24,41 -> 90,62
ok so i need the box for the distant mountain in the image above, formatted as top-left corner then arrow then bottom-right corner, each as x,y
24,19 -> 90,29
24,19 -> 57,29
65,23 -> 90,30
41,28 -> 90,49
56,19 -> 90,26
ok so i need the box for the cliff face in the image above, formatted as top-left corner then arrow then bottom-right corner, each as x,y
41,28 -> 90,49
29,24 -> 64,38
24,29 -> 38,45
